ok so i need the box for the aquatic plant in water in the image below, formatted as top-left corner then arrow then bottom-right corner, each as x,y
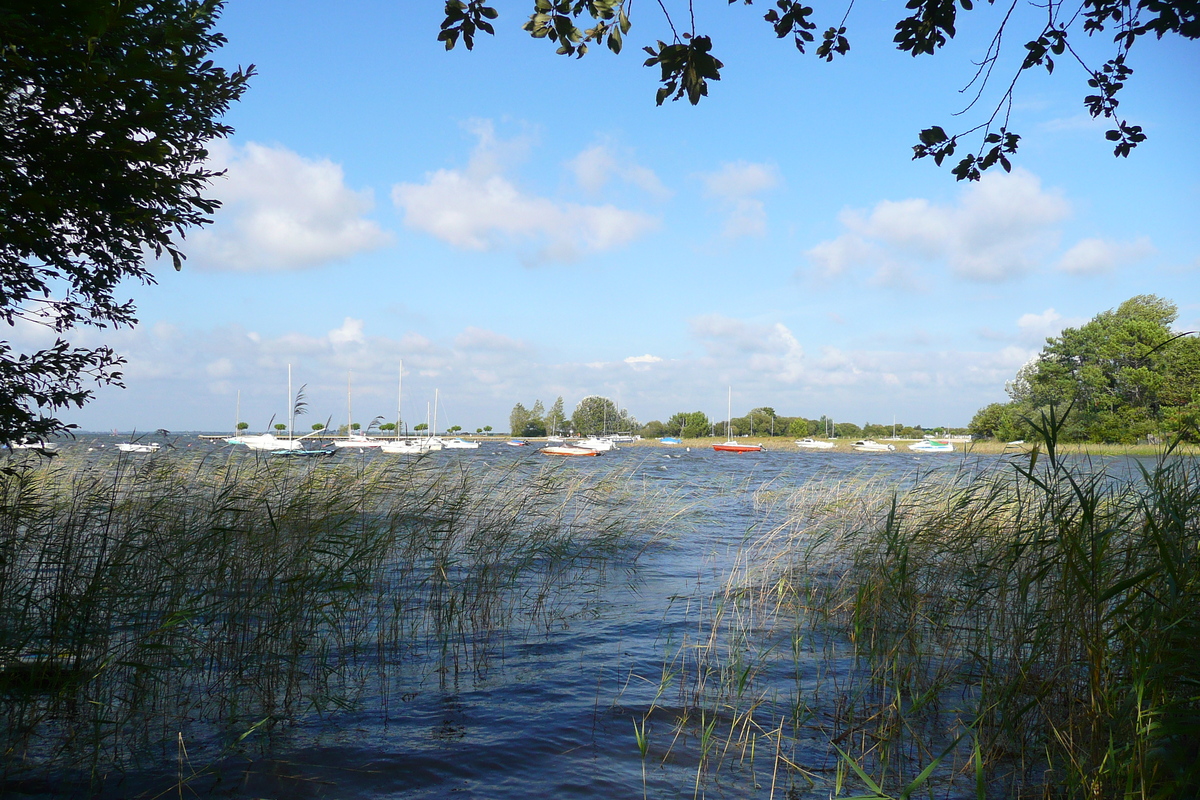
0,449 -> 675,792
664,411 -> 1200,798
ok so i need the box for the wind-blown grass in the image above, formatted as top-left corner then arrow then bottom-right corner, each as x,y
0,449 -> 676,791
663,420 -> 1200,798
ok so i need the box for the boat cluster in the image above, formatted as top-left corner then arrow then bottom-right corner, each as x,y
535,434 -> 633,457
794,437 -> 956,453
225,431 -> 481,457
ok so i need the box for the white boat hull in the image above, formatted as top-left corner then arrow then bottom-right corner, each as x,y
116,442 -> 161,453
572,437 -> 617,452
852,440 -> 896,453
439,438 -> 480,449
909,440 -> 955,453
229,434 -> 302,451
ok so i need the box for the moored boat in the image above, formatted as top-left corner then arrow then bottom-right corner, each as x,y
331,431 -> 386,449
439,438 -> 480,449
541,445 -> 600,457
116,442 -> 161,453
229,433 -> 304,451
572,436 -> 617,452
381,438 -> 439,454
506,439 -> 529,446
909,439 -> 955,453
8,439 -> 59,451
713,441 -> 765,453
712,387 -> 764,453
795,438 -> 835,450
852,439 -> 896,452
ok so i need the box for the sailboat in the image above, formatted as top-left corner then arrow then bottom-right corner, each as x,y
381,364 -> 440,454
712,387 -> 764,453
332,371 -> 385,448
431,389 -> 479,450
229,367 -> 322,452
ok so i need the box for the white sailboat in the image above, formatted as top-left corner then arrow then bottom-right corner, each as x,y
229,367 -> 314,451
381,365 -> 441,454
332,371 -> 384,448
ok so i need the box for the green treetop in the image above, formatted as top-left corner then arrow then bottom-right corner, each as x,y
0,0 -> 252,440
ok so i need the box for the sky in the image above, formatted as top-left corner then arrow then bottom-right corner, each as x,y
39,1 -> 1200,433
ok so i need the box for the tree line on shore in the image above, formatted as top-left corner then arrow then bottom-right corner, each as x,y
509,396 -> 964,440
969,295 -> 1199,444
506,296 -> 1197,445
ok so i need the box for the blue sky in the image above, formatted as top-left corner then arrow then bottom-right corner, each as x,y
44,1 -> 1200,433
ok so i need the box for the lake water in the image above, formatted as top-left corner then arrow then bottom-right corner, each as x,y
4,437 -> 1130,799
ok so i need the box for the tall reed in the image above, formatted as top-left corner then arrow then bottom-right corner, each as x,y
640,427 -> 1199,799
0,449 -> 674,792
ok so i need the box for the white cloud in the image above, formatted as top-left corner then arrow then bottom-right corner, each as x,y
1055,237 -> 1155,275
1016,308 -> 1064,342
54,309 -> 1052,435
624,354 -> 662,371
804,169 -> 1070,285
690,314 -> 806,381
206,358 -> 234,378
1014,307 -> 1090,343
191,141 -> 392,271
454,326 -> 528,352
700,161 -> 781,239
569,143 -> 670,199
328,317 -> 366,346
392,121 -> 660,263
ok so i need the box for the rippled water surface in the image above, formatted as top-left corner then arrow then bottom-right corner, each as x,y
4,436 -> 1111,799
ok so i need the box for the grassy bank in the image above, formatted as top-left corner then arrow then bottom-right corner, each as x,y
0,449 -> 678,792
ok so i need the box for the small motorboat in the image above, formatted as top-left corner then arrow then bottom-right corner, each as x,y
116,442 -> 161,454
712,441 -> 765,453
909,439 -> 955,453
229,433 -> 306,451
572,437 -> 617,452
541,445 -> 600,457
506,439 -> 529,446
659,437 -> 683,444
440,438 -> 481,449
331,432 -> 386,449
851,440 -> 896,453
8,439 -> 59,451
795,438 -> 835,450
381,438 -> 440,454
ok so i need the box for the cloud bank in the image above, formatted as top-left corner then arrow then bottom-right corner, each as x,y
191,141 -> 392,271
805,169 -> 1071,285
392,121 -> 661,264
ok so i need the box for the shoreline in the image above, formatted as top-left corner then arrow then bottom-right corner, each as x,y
58,432 -> 1199,457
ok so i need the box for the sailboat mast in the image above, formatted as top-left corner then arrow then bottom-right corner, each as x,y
727,386 -> 732,440
400,362 -> 410,441
433,389 -> 439,438
235,390 -> 240,437
288,364 -> 293,441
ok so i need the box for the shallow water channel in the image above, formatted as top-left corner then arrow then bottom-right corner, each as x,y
4,438 -> 1111,799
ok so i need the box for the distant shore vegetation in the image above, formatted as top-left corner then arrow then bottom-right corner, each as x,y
507,296 -> 1197,446
968,295 -> 1198,444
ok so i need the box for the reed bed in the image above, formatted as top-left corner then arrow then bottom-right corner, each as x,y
656,423 -> 1200,798
0,448 -> 677,792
